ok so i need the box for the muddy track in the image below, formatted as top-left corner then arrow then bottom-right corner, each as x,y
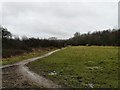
1,49 -> 62,88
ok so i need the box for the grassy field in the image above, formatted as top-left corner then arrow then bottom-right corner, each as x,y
2,48 -> 56,65
27,46 -> 119,88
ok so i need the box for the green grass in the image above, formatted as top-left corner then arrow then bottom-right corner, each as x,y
27,46 -> 119,88
2,48 -> 56,65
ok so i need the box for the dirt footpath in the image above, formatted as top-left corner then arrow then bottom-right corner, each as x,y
1,49 -> 62,89
2,65 -> 41,88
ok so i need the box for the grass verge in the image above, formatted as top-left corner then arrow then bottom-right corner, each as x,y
2,47 -> 56,65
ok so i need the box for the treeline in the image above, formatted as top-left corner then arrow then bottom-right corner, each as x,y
67,29 -> 120,46
2,38 -> 65,58
1,26 -> 65,58
1,25 -> 119,58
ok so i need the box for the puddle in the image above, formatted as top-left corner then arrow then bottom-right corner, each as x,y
48,71 -> 57,76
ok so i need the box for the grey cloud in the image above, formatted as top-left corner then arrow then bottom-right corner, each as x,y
2,2 -> 117,39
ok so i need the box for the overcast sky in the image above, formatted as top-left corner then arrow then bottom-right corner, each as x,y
1,1 -> 118,39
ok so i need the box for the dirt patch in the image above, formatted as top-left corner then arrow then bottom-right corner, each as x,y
2,65 -> 40,88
